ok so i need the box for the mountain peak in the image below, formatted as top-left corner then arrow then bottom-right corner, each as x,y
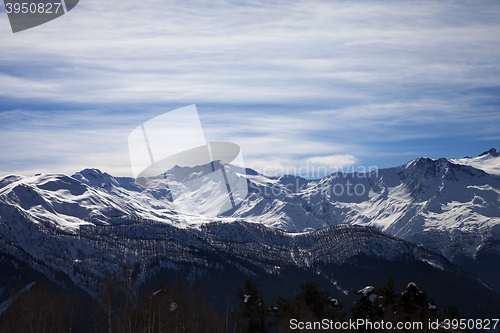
404,156 -> 449,171
73,168 -> 105,178
478,148 -> 500,158
450,148 -> 500,176
72,168 -> 120,187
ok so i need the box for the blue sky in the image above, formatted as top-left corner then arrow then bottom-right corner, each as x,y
1,0 -> 499,178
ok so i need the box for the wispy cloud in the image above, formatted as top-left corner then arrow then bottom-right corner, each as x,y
307,155 -> 356,168
1,0 -> 499,176
2,0 -> 499,104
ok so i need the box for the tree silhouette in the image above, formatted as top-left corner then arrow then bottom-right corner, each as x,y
274,280 -> 345,332
232,278 -> 271,333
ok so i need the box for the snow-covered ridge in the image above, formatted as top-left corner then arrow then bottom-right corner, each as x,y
0,211 -> 468,297
451,148 -> 500,176
0,149 -> 499,263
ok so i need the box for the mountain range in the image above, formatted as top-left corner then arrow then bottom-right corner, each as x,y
0,148 -> 499,318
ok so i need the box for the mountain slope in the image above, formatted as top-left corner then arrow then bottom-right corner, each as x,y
0,149 -> 499,298
1,212 -> 498,319
229,151 -> 500,259
451,148 -> 500,176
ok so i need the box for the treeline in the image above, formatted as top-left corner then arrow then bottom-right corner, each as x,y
0,274 -> 466,333
232,278 -> 466,333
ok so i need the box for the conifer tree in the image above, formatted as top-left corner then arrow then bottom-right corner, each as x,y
274,280 -> 345,332
232,278 -> 271,333
374,278 -> 398,323
396,281 -> 437,324
351,284 -> 383,325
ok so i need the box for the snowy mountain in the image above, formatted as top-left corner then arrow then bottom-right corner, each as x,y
0,149 -> 499,316
2,149 -> 498,245
1,215 -> 499,318
451,148 -> 500,176
230,149 -> 500,290
227,150 -> 500,259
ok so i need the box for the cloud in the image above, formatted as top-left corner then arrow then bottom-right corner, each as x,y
307,154 -> 356,168
0,109 -> 135,176
1,0 -> 499,176
244,154 -> 358,178
1,0 -> 499,105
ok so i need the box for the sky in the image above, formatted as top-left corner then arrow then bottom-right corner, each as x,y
1,0 -> 499,179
